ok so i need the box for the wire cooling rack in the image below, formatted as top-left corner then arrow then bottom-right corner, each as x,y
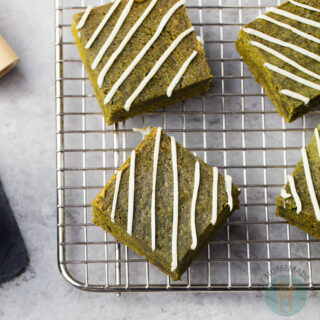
55,0 -> 320,292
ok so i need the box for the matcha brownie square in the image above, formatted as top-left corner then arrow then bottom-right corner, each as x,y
72,0 -> 212,125
92,128 -> 240,280
276,124 -> 320,239
235,0 -> 320,122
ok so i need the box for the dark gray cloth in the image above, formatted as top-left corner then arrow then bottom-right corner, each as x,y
0,181 -> 28,283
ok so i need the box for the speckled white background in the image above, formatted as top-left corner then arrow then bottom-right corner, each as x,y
0,0 -> 320,319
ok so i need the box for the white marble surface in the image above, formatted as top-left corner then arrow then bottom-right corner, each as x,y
0,1 -> 319,319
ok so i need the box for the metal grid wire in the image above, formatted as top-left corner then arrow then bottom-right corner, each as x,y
55,0 -> 320,292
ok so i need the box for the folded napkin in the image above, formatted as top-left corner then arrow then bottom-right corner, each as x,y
0,180 -> 28,283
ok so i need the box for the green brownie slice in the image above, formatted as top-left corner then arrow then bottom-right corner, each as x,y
71,0 -> 212,126
92,128 -> 240,280
276,124 -> 320,239
235,0 -> 320,122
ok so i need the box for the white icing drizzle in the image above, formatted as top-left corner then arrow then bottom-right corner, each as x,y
281,188 -> 292,199
106,130 -> 240,267
211,167 -> 219,225
127,150 -> 136,235
190,161 -> 200,250
225,175 -> 233,211
76,6 -> 93,29
258,14 -> 320,45
167,50 -> 198,98
280,89 -> 310,104
266,7 -> 320,29
171,136 -> 179,272
301,147 -> 320,221
196,36 -> 204,46
264,62 -> 320,91
289,0 -> 320,13
249,40 -> 320,81
315,128 -> 320,158
151,127 -> 162,252
133,126 -> 153,137
124,26 -> 194,111
98,0 -> 158,88
92,0 -> 134,70
85,0 -> 121,49
104,0 -> 186,105
111,170 -> 122,222
287,175 -> 302,214
243,28 -> 320,63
